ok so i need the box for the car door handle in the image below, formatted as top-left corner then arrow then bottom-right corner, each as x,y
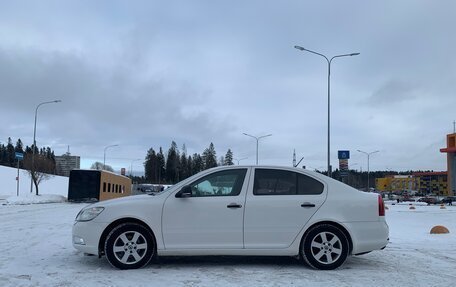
301,203 -> 316,208
227,203 -> 242,209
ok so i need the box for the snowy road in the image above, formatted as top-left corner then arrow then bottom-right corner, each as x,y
1,202 -> 455,287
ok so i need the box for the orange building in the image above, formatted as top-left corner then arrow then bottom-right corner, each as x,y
440,133 -> 456,196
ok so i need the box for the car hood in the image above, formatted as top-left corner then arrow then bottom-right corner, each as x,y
89,193 -> 162,208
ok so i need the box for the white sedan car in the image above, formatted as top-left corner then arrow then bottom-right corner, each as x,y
73,166 -> 388,270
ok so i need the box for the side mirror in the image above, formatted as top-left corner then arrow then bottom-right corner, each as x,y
176,185 -> 192,198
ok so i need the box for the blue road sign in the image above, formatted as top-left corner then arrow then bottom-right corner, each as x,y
15,152 -> 24,160
338,150 -> 350,160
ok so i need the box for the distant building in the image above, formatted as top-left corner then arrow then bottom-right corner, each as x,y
55,153 -> 80,177
413,172 -> 448,196
376,129 -> 455,196
440,132 -> 456,196
376,172 -> 448,196
376,175 -> 418,193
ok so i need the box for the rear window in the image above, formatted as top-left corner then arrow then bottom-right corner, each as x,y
254,169 -> 324,196
297,173 -> 324,195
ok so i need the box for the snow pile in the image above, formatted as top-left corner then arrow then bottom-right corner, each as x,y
384,200 -> 428,206
0,165 -> 69,198
5,194 -> 67,205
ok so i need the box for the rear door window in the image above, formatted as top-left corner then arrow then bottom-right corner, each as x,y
254,169 -> 323,195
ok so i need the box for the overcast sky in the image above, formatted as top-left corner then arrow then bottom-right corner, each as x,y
1,0 -> 455,174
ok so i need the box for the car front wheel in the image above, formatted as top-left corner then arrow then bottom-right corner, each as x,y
301,224 -> 349,270
104,223 -> 156,269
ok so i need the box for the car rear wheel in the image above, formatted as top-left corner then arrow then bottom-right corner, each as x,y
301,224 -> 349,270
104,223 -> 155,269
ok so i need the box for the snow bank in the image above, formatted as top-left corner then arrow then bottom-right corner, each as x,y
5,194 -> 67,205
0,165 -> 69,198
385,200 -> 429,206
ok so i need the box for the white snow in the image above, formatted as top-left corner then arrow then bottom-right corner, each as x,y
0,165 -> 69,199
5,194 -> 67,205
0,201 -> 455,286
1,164 -> 455,286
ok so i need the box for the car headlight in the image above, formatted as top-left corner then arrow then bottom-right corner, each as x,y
75,207 -> 105,222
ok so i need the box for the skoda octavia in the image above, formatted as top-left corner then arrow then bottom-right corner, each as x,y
73,166 -> 388,270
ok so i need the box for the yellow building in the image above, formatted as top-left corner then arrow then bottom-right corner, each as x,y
376,177 -> 392,192
375,175 -> 417,193
376,131 -> 453,196
377,173 -> 448,195
413,172 -> 448,196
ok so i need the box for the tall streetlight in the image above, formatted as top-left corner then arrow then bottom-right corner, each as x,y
130,158 -> 142,177
30,100 -> 62,194
294,45 -> 359,178
103,144 -> 119,170
357,150 -> 379,191
243,133 -> 272,165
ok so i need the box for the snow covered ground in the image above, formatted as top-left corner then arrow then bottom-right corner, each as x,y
0,202 -> 455,287
0,165 -> 69,199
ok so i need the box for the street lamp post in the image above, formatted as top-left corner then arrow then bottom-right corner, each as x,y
130,158 -> 142,177
243,133 -> 272,165
30,100 -> 62,194
294,45 -> 359,178
103,144 -> 119,170
357,150 -> 379,191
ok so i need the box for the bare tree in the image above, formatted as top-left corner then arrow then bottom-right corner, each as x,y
23,154 -> 55,195
90,161 -> 114,172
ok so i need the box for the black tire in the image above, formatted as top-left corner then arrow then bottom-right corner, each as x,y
301,224 -> 349,270
104,223 -> 156,269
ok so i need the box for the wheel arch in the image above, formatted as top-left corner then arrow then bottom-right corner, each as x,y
300,221 -> 353,255
98,217 -> 157,257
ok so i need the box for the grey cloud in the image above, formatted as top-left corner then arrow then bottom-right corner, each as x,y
0,45 -> 236,158
367,80 -> 416,106
1,0 -> 456,171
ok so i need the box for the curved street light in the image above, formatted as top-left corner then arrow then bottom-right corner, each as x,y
243,133 -> 272,165
357,150 -> 379,191
30,100 -> 62,194
294,45 -> 359,178
103,144 -> 119,170
130,158 -> 142,177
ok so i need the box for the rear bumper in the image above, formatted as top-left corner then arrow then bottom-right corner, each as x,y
344,220 -> 389,254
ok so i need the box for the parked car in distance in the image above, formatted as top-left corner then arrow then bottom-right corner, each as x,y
73,166 -> 389,270
440,196 -> 456,204
417,197 -> 439,205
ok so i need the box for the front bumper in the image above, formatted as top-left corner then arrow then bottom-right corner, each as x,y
72,220 -> 109,256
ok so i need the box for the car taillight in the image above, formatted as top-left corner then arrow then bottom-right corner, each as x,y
378,195 -> 385,216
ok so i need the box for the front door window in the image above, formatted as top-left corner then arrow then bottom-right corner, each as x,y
190,169 -> 247,197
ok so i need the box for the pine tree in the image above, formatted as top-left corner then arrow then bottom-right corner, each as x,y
166,141 -> 180,183
15,139 -> 24,153
202,142 -> 217,169
144,148 -> 157,182
6,137 -> 15,167
192,153 -> 204,174
0,143 -> 6,166
224,149 -> 234,165
156,147 -> 166,184
187,155 -> 193,176
180,144 -> 191,180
